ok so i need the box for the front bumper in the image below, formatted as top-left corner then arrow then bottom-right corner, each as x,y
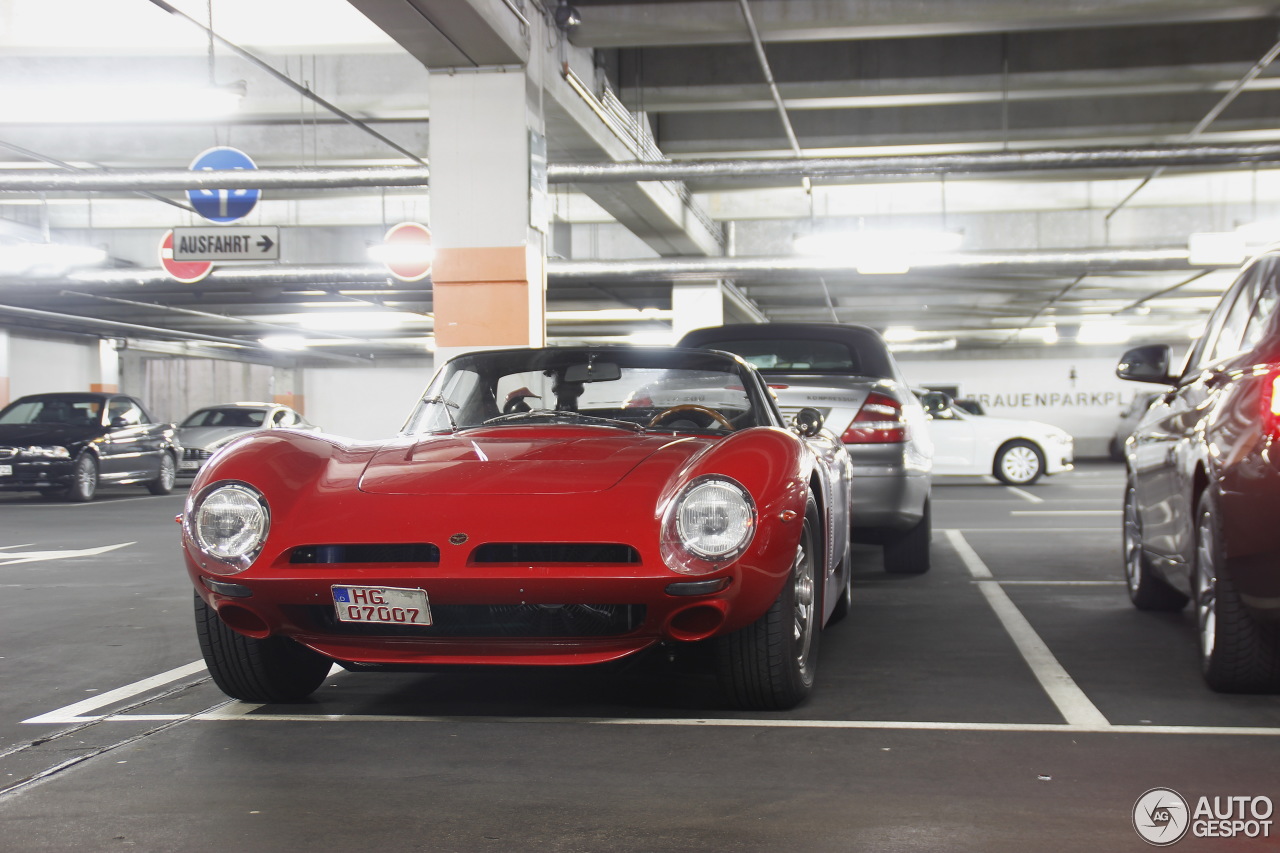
0,458 -> 75,492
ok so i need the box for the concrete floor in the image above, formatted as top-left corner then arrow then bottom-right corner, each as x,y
1,462 -> 1277,851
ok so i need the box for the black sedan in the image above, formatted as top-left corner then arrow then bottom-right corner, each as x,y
0,392 -> 179,501
1117,247 -> 1280,692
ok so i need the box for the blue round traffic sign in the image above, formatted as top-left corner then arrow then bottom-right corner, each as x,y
187,147 -> 260,223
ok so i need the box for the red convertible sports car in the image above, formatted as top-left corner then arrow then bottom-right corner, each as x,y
183,346 -> 854,710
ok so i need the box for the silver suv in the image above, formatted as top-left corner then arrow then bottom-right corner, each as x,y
678,323 -> 933,573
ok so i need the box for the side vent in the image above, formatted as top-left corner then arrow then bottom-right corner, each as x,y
290,543 -> 440,564
471,543 -> 640,564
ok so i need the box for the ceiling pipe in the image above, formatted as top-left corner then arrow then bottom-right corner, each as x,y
8,142 -> 1280,192
0,250 -> 1224,292
736,0 -> 810,192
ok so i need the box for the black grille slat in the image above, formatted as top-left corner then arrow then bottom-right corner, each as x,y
302,603 -> 645,637
471,543 -> 640,564
290,543 -> 441,564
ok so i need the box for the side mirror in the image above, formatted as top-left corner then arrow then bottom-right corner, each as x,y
1117,344 -> 1176,385
110,416 -> 130,429
791,407 -> 824,437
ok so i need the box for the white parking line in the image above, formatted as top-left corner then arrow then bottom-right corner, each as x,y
944,529 -> 1111,728
22,661 -> 207,724
1010,510 -> 1121,516
1006,487 -> 1043,504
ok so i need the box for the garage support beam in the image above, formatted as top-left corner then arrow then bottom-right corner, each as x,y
428,69 -> 548,362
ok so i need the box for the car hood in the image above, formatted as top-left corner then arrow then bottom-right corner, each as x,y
177,426 -> 256,449
358,427 -> 707,496
0,423 -> 98,446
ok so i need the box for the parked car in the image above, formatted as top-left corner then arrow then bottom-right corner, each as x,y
177,402 -> 317,475
1108,391 -> 1160,460
677,323 -> 933,574
183,345 -> 854,710
1117,247 -> 1280,692
0,391 -> 178,501
919,391 -> 1074,485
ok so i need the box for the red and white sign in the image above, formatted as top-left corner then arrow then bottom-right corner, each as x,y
377,222 -> 433,282
159,230 -> 213,283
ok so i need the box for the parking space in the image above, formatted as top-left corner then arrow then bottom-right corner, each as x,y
1,462 -> 1278,851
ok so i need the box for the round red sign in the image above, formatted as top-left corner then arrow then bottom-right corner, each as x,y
379,222 -> 433,282
159,230 -> 213,283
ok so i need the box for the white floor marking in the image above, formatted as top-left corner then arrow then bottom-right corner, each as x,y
0,542 -> 134,566
22,660 -> 207,724
944,528 -> 1111,728
979,580 -> 1126,586
1006,487 -> 1043,504
1010,510 -> 1121,516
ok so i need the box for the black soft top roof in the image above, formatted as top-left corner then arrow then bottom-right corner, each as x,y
677,323 -> 894,378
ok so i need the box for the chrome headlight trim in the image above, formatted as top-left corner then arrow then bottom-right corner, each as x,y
662,475 -> 756,576
186,481 -> 270,574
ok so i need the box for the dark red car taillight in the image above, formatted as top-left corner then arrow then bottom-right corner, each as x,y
1261,369 -> 1280,438
841,392 -> 907,444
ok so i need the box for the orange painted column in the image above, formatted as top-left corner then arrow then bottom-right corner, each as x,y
428,70 -> 546,365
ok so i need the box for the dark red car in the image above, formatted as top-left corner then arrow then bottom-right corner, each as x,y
183,346 -> 854,710
1117,248 -> 1280,692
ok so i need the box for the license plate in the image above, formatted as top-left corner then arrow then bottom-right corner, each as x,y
331,585 -> 431,625
179,460 -> 200,470
0,465 -> 10,477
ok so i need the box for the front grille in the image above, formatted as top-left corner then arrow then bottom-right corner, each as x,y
301,603 -> 645,637
290,543 -> 441,564
471,543 -> 640,564
183,448 -> 212,462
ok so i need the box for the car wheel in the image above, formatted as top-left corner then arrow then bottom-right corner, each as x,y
147,451 -> 176,495
994,440 -> 1044,485
714,496 -> 821,710
883,497 -> 931,574
1123,478 -> 1187,611
195,593 -> 331,703
1194,491 -> 1280,693
64,453 -> 98,502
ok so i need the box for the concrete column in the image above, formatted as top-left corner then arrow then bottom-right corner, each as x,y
271,366 -> 303,414
91,339 -> 120,393
0,328 -> 9,406
429,70 -> 546,365
672,281 -> 726,341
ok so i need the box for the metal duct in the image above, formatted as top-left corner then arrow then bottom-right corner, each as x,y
6,142 -> 1280,191
0,302 -> 267,347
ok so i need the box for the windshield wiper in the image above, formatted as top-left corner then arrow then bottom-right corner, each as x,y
422,396 -> 460,431
483,409 -> 643,432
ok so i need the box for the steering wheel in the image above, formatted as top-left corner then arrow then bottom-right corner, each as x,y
647,404 -> 733,431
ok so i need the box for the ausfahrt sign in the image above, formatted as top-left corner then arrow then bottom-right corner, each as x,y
172,226 -> 279,261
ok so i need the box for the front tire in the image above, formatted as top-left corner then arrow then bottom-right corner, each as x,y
65,453 -> 98,502
994,440 -> 1044,485
714,496 -> 822,710
195,593 -> 331,703
1124,478 -> 1187,611
147,451 -> 176,495
883,498 -> 931,574
1194,492 -> 1280,693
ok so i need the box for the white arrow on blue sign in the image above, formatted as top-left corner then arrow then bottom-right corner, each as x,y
187,147 -> 260,223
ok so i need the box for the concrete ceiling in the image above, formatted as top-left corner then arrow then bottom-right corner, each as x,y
3,0 -> 1280,362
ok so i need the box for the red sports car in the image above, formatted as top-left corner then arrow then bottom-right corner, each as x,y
182,346 -> 854,710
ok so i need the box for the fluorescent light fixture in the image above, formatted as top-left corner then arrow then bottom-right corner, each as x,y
1188,231 -> 1246,266
882,326 -> 920,343
793,229 -> 963,275
1235,219 -> 1280,246
296,311 -> 413,331
259,335 -> 308,351
366,243 -> 435,267
887,338 -> 956,353
0,82 -> 245,123
0,242 -> 107,276
547,308 -> 673,322
1078,322 -> 1133,345
624,331 -> 675,345
1041,325 -> 1059,345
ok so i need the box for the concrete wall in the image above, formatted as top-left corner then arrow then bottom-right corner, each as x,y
302,360 -> 434,440
9,334 -> 95,400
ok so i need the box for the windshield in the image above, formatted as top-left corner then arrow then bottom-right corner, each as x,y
181,408 -> 267,428
0,395 -> 103,427
402,347 -> 772,435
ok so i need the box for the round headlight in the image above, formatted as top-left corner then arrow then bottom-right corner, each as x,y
192,483 -> 269,570
674,477 -> 755,562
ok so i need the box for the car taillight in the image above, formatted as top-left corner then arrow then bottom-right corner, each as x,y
1261,370 -> 1280,437
841,392 -> 906,443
